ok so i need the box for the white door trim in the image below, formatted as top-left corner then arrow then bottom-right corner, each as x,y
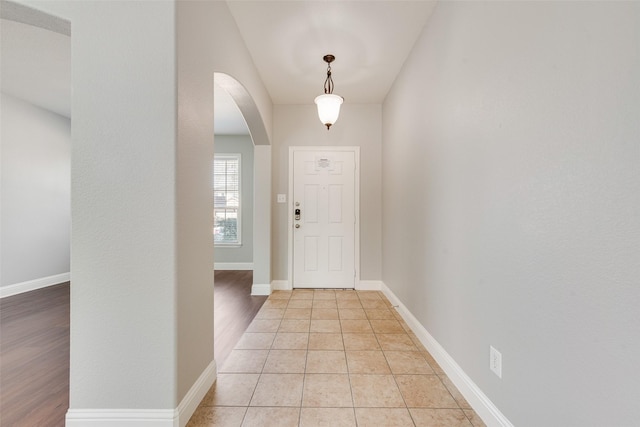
288,146 -> 360,289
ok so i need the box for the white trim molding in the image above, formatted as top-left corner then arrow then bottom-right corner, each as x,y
66,409 -> 177,427
381,282 -> 514,427
271,280 -> 291,291
356,280 -> 383,291
66,360 -> 217,427
251,283 -> 272,296
0,272 -> 70,298
176,359 -> 217,427
214,262 -> 253,271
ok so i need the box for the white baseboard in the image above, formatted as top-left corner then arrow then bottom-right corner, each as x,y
0,272 -> 70,298
380,282 -> 514,427
271,280 -> 291,291
251,283 -> 272,295
66,409 -> 177,427
356,280 -> 383,291
214,262 -> 253,270
177,359 -> 217,427
66,360 -> 217,427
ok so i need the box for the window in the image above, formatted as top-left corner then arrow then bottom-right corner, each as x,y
213,154 -> 241,245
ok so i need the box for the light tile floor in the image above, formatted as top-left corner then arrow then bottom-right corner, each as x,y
188,289 -> 487,427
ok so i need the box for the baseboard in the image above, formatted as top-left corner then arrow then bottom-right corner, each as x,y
251,283 -> 272,295
214,262 -> 253,270
66,360 -> 217,427
271,280 -> 291,291
66,409 -> 177,427
356,280 -> 383,291
380,282 -> 514,427
177,359 -> 217,427
0,272 -> 70,299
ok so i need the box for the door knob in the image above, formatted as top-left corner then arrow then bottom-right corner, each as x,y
295,224 -> 300,228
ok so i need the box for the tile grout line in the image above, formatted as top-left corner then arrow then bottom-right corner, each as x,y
361,292 -> 416,425
300,300 -> 310,415
249,295 -> 278,414
282,294 -> 302,427
343,307 -> 358,424
381,338 -> 418,427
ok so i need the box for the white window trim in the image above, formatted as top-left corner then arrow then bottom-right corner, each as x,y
214,153 -> 242,247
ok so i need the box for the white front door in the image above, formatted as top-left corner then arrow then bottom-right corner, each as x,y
291,148 -> 358,289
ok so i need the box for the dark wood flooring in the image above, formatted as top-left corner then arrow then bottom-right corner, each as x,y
0,272 -> 265,426
214,270 -> 267,366
0,282 -> 70,427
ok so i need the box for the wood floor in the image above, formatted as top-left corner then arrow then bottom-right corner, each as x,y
214,270 -> 268,365
0,283 -> 70,427
0,272 -> 266,426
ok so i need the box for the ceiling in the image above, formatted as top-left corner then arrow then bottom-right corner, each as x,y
1,18 -> 71,118
1,1 -> 437,133
227,1 -> 436,105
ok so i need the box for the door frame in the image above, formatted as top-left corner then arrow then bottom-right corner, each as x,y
287,146 -> 360,289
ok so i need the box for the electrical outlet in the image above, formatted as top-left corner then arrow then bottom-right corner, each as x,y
490,346 -> 502,378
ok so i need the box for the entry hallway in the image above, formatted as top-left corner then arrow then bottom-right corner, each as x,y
188,289 -> 486,427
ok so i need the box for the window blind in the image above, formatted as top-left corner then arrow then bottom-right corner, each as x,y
213,154 -> 241,245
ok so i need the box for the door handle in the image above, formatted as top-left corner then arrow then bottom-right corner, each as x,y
295,224 -> 300,228
295,208 -> 301,221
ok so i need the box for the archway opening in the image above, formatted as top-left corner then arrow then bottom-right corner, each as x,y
212,73 -> 271,365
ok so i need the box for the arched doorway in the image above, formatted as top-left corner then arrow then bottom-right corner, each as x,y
212,74 -> 272,364
214,73 -> 271,294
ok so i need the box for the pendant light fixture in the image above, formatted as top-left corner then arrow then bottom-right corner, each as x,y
314,54 -> 344,130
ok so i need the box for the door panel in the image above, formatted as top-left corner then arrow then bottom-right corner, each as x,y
328,185 -> 343,223
305,185 -> 319,223
293,150 -> 356,288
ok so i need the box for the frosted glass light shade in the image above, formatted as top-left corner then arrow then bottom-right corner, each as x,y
314,94 -> 344,129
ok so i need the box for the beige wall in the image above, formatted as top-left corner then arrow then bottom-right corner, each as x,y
176,0 -> 216,405
382,2 -> 640,425
1,93 -> 70,289
272,104 -> 382,282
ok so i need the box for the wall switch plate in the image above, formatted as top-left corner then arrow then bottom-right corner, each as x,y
277,194 -> 287,203
490,346 -> 502,378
